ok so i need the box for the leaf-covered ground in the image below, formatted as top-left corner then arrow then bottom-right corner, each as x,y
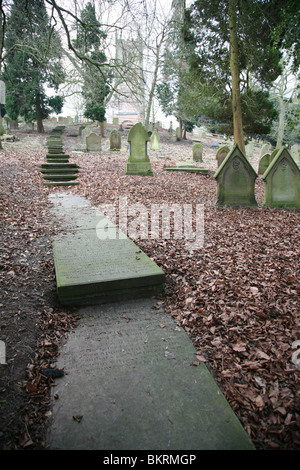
0,124 -> 299,450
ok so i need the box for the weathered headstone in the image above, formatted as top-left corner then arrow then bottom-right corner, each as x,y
192,143 -> 203,162
216,145 -> 230,167
245,142 -> 254,158
109,129 -> 121,151
258,153 -> 271,175
126,123 -> 153,176
81,125 -> 100,144
270,148 -> 280,162
214,144 -> 258,207
291,144 -> 300,165
86,132 -> 102,151
260,142 -> 271,159
150,129 -> 161,151
262,147 -> 300,208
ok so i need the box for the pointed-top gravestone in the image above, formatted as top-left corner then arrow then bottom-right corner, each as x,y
262,147 -> 300,208
126,122 -> 153,176
109,129 -> 121,151
214,144 -> 258,207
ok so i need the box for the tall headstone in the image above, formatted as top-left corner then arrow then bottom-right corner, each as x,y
214,144 -> 258,207
86,132 -> 102,151
126,123 -> 153,176
262,147 -> 300,208
109,129 -> 121,151
192,143 -> 203,162
150,129 -> 161,151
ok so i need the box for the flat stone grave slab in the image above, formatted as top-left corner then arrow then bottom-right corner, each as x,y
53,229 -> 165,306
164,166 -> 211,174
46,298 -> 254,450
51,194 -> 165,306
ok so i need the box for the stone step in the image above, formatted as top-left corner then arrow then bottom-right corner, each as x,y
43,174 -> 78,181
41,168 -> 79,174
43,181 -> 79,186
46,152 -> 70,158
41,163 -> 79,169
47,159 -> 69,163
47,149 -> 64,154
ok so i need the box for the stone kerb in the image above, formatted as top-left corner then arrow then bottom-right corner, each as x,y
262,147 -> 300,208
126,123 -> 153,176
214,144 -> 258,207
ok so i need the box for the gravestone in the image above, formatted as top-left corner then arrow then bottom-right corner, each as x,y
126,123 -> 153,176
262,147 -> 300,208
270,148 -> 280,162
260,142 -> 271,159
291,144 -> 300,165
192,143 -> 203,162
258,153 -> 271,175
150,129 -> 161,151
109,129 -> 121,151
82,126 -> 100,144
214,144 -> 257,207
216,145 -> 230,167
86,132 -> 102,151
245,142 -> 254,158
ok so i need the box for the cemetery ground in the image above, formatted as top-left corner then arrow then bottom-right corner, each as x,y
0,122 -> 299,451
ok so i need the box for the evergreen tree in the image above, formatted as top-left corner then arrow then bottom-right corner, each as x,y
184,0 -> 283,150
74,2 -> 110,132
3,0 -> 65,132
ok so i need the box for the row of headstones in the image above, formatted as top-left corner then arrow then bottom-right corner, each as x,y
79,124 -> 161,153
40,126 -> 80,187
124,123 -> 300,208
214,144 -> 300,208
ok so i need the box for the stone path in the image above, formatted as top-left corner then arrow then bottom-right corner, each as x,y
46,191 -> 255,451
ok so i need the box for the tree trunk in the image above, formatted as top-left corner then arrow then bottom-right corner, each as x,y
229,0 -> 245,153
36,104 -> 44,133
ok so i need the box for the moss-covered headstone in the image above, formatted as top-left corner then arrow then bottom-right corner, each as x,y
262,147 -> 300,208
192,143 -> 203,162
258,153 -> 271,175
214,144 -> 257,207
126,123 -> 153,176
